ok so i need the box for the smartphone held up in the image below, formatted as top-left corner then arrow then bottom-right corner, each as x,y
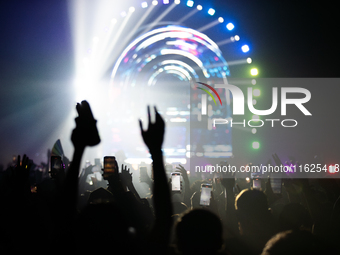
171,172 -> 181,192
200,183 -> 212,206
103,156 -> 117,179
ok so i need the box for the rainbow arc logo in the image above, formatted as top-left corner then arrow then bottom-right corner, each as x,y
197,82 -> 222,115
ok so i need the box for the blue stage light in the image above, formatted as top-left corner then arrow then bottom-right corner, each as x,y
186,0 -> 194,7
208,8 -> 215,16
241,45 -> 249,53
226,23 -> 234,31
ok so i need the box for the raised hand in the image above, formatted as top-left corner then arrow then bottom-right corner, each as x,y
71,100 -> 100,148
63,100 -> 100,218
175,164 -> 188,179
139,106 -> 165,152
120,164 -> 133,187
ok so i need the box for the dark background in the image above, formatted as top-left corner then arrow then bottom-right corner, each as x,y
0,0 -> 339,166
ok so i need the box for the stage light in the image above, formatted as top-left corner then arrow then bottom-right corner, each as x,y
241,44 -> 249,53
252,99 -> 257,105
247,57 -> 252,63
250,68 -> 258,76
329,165 -> 337,174
208,8 -> 215,16
252,115 -> 260,121
152,0 -> 158,5
253,89 -> 260,97
251,128 -> 257,134
120,11 -> 127,17
197,5 -> 202,10
141,2 -> 148,8
234,35 -> 240,41
163,0 -> 169,4
226,22 -> 234,30
187,0 -> 194,7
111,18 -> 117,24
218,17 -> 224,23
175,0 -> 180,4
252,141 -> 260,149
129,6 -> 135,12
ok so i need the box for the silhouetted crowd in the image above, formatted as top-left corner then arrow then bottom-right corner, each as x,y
1,101 -> 339,255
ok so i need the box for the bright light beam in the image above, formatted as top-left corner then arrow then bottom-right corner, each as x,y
177,7 -> 199,23
101,4 -> 156,74
101,9 -> 136,72
68,0 -> 87,77
225,59 -> 252,66
140,2 -> 178,35
95,19 -> 117,63
216,37 -> 233,47
197,19 -> 220,32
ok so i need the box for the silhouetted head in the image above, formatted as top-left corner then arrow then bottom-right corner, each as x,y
262,230 -> 333,255
175,209 -> 223,255
88,187 -> 114,204
236,188 -> 268,213
235,189 -> 272,235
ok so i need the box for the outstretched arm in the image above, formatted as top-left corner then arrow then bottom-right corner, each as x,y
139,106 -> 173,247
62,101 -> 100,214
120,164 -> 141,201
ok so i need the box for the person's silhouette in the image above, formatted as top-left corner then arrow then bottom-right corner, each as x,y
175,209 -> 223,255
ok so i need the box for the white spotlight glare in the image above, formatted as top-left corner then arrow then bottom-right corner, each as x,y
241,45 -> 250,53
120,11 -> 127,17
234,35 -> 240,41
163,0 -> 169,3
197,4 -> 202,10
226,22 -> 234,30
129,6 -> 135,12
218,17 -> 224,23
251,68 -> 258,76
141,2 -> 148,8
175,0 -> 180,4
152,0 -> 158,5
208,8 -> 215,16
187,0 -> 194,7
247,57 -> 252,64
